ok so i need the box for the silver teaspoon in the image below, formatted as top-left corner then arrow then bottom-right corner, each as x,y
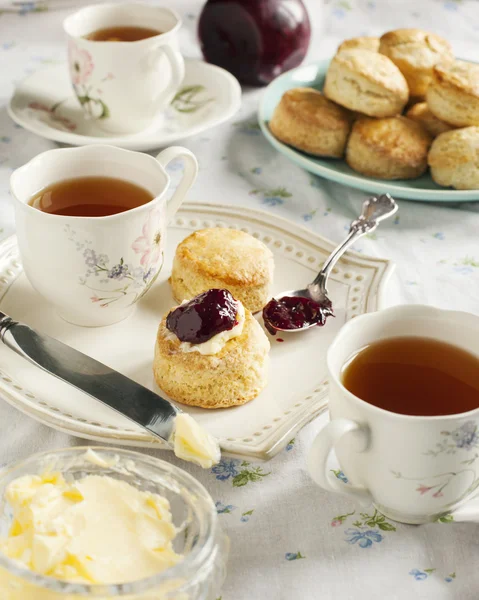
263,193 -> 398,335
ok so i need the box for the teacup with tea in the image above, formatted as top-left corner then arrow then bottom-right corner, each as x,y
63,3 -> 185,133
10,145 -> 198,327
308,305 -> 479,524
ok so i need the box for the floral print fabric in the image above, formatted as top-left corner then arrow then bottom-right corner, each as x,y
1,1 -> 479,599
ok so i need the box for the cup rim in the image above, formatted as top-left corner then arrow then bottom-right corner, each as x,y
63,2 -> 182,43
0,446 -> 218,595
10,144 -> 169,222
326,304 -> 479,422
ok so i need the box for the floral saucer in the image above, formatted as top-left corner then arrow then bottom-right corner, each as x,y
7,59 -> 241,151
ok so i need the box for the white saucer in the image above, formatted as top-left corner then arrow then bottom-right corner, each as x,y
0,203 -> 392,460
8,60 -> 241,151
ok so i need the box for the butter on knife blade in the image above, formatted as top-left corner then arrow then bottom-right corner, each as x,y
171,414 -> 221,468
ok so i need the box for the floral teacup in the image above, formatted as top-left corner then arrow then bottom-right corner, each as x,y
308,305 -> 479,524
64,3 -> 185,134
10,145 -> 198,326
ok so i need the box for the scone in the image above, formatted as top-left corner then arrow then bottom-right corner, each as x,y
427,60 -> 479,127
379,29 -> 453,98
154,289 -> 270,408
346,116 -> 432,179
269,88 -> 353,158
170,228 -> 274,313
324,49 -> 409,117
428,127 -> 479,190
337,36 -> 380,54
406,102 -> 454,137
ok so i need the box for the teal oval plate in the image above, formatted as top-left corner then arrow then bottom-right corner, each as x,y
258,60 -> 479,202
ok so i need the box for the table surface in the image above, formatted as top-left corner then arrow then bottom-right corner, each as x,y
1,1 -> 479,599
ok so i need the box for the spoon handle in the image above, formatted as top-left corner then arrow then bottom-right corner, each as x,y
310,194 -> 398,290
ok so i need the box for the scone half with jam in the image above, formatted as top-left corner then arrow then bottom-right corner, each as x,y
154,289 -> 270,409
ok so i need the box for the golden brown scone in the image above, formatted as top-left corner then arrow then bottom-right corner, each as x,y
337,36 -> 380,54
406,102 -> 454,137
324,49 -> 409,117
269,88 -> 353,158
170,228 -> 274,313
346,116 -> 433,179
428,127 -> 479,190
379,29 -> 453,98
154,307 -> 270,408
427,60 -> 479,127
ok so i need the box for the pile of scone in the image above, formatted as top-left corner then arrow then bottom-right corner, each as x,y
270,28 -> 479,190
153,228 -> 274,410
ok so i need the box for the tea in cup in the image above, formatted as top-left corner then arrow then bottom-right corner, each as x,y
10,145 -> 198,327
63,3 -> 185,133
308,305 -> 479,524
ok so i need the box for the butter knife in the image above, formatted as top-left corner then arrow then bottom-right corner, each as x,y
0,312 -> 180,444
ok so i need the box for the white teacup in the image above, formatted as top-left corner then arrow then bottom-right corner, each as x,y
10,145 -> 198,327
308,305 -> 479,524
64,3 -> 185,134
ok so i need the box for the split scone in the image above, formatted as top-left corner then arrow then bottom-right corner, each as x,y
346,116 -> 432,179
269,88 -> 353,158
170,228 -> 274,313
324,49 -> 409,118
426,60 -> 479,127
428,127 -> 479,190
406,102 -> 454,137
379,29 -> 453,98
154,289 -> 270,409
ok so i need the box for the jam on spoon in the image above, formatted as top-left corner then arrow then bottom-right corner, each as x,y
166,289 -> 239,344
262,296 -> 334,336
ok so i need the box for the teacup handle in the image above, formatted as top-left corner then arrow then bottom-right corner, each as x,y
155,44 -> 185,107
155,147 -> 198,221
307,418 -> 372,506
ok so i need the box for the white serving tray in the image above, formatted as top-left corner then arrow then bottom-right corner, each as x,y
0,203 -> 393,460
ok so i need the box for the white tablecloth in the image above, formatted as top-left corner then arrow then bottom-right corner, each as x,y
1,1 -> 479,598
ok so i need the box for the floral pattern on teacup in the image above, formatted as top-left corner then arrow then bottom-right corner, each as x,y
425,421 -> 479,456
391,421 -> 479,501
64,208 -> 163,308
67,40 -> 110,120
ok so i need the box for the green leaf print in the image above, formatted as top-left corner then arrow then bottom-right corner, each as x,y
171,85 -> 213,113
437,513 -> 454,523
232,463 -> 271,488
424,568 -> 436,575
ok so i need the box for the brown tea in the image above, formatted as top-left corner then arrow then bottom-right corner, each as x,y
84,26 -> 161,42
341,336 -> 479,416
29,176 -> 154,217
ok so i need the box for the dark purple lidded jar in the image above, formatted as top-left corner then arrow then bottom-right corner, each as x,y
198,0 -> 311,86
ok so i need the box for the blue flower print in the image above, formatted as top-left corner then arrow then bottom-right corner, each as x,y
108,261 -> 129,280
332,469 -> 349,484
250,167 -> 262,175
445,572 -> 456,582
409,569 -> 428,581
285,438 -> 295,452
433,232 -> 445,240
263,195 -> 284,207
302,210 -> 317,222
143,267 -> 155,283
285,551 -> 305,560
211,458 -> 240,481
215,501 -> 237,515
452,421 -> 478,450
344,528 -> 383,548
0,136 -> 11,143
444,1 -> 459,11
